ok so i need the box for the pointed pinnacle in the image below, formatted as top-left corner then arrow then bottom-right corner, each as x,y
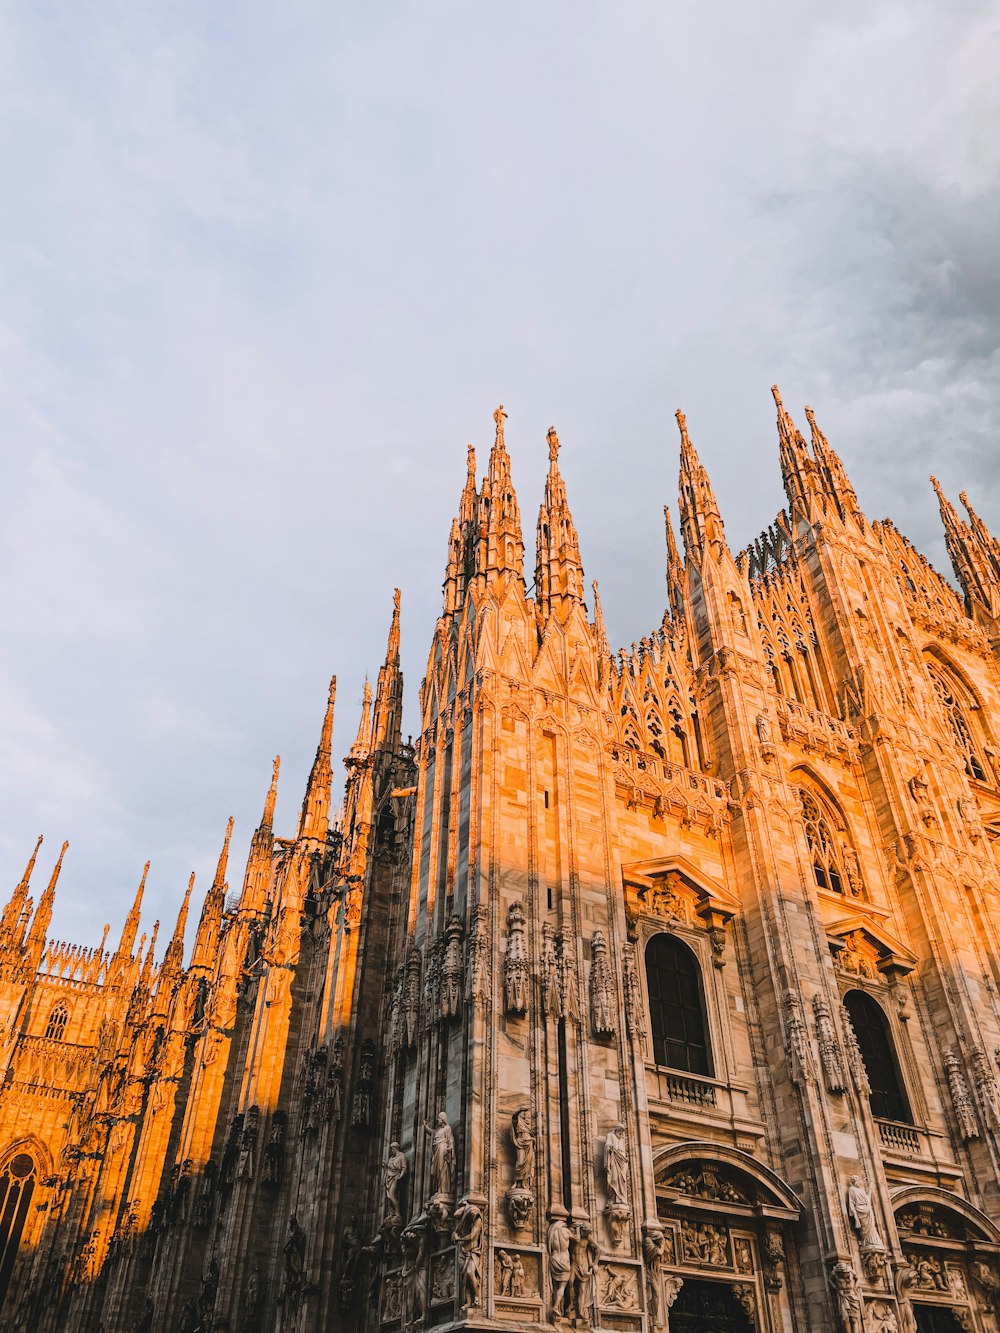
21,835 -> 43,889
212,817 -> 234,893
387,588 -> 401,665
263,756 -> 280,830
547,426 -> 560,465
493,404 -> 508,448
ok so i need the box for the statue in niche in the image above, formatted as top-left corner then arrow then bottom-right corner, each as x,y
504,903 -> 530,1015
279,1215 -> 307,1308
512,1107 -> 535,1187
383,1141 -> 408,1224
569,1225 -> 600,1325
589,930 -> 616,1038
423,1111 -> 456,1199
847,1175 -> 884,1255
604,1123 -> 629,1204
829,1261 -> 864,1333
399,1224 -> 427,1333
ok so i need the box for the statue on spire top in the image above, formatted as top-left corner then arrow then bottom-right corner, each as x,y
493,404 -> 507,446
547,426 -> 559,463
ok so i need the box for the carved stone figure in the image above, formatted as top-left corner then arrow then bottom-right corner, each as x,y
452,1198 -> 483,1310
400,1223 -> 427,1333
604,1123 -> 629,1204
383,1141 -> 408,1224
830,1261 -> 864,1333
621,939 -> 645,1045
569,1224 -> 599,1324
540,923 -> 558,1015
589,930 -> 616,1038
547,1211 -> 573,1322
496,1248 -> 514,1296
602,1268 -> 634,1309
403,947 -> 422,1047
424,1111 -> 456,1200
337,1218 -> 361,1310
783,989 -> 812,1085
238,1104 -> 259,1180
440,913 -> 464,1019
846,1175 -> 884,1251
814,994 -> 847,1093
504,903 -> 530,1015
868,1302 -> 899,1333
279,1215 -> 306,1308
510,1254 -> 527,1297
466,905 -> 490,1005
512,1107 -> 535,1187
351,1039 -> 376,1128
261,1114 -> 285,1186
944,1050 -> 980,1140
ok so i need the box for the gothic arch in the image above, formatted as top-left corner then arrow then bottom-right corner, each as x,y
923,649 -> 993,784
891,1186 -> 1000,1246
0,1138 -> 52,1312
653,1141 -> 803,1218
791,768 -> 863,899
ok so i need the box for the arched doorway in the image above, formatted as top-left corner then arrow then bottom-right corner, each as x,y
0,1151 -> 37,1308
913,1307 -> 966,1332
671,1277 -> 755,1330
893,1186 -> 1000,1333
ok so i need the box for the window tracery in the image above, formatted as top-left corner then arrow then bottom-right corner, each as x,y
797,790 -> 852,896
44,1002 -> 69,1042
927,665 -> 988,784
843,990 -> 911,1124
0,1150 -> 36,1306
644,934 -> 712,1076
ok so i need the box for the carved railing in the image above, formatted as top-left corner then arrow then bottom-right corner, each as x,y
653,1069 -> 718,1108
774,697 -> 857,764
876,1119 -> 920,1154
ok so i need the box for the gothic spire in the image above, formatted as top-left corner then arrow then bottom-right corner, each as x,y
0,833 -> 43,949
239,757 -> 279,918
677,409 -> 726,564
116,860 -> 149,959
804,404 -> 860,520
663,504 -> 685,621
349,680 -> 374,762
476,405 -> 524,587
772,385 -> 818,515
372,589 -> 404,752
591,579 -> 611,668
960,489 -> 1000,578
535,425 -> 584,622
25,841 -> 68,971
298,676 -> 336,843
191,818 -> 232,972
932,477 -> 1000,621
161,872 -> 194,979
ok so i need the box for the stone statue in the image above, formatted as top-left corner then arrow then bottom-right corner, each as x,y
239,1264 -> 263,1333
424,1111 -> 456,1198
384,1141 -> 408,1223
400,1223 -> 427,1333
570,1224 -> 600,1324
643,1228 -> 667,1329
547,1212 -> 573,1321
604,1123 -> 629,1204
512,1107 -> 535,1187
830,1261 -> 863,1333
846,1175 -> 884,1250
496,1248 -> 514,1295
589,929 -> 616,1038
280,1214 -> 306,1306
452,1198 -> 483,1309
510,1254 -> 527,1297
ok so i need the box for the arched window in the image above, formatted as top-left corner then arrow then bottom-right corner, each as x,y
0,1151 -> 36,1308
43,1003 -> 68,1042
798,791 -> 845,894
843,990 -> 911,1124
645,935 -> 712,1076
928,667 -> 988,783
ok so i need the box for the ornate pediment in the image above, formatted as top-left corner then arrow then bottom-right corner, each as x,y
826,914 -> 917,980
622,856 -> 740,932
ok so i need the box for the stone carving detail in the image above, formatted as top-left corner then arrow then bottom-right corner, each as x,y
388,967 -> 405,1053
556,927 -> 577,1019
733,1283 -> 756,1320
239,1263 -> 264,1332
466,905 -> 490,1005
540,923 -> 558,1015
261,1111 -> 286,1186
814,994 -> 847,1094
403,946 -> 421,1048
440,914 -> 464,1020
383,1140 -> 408,1226
336,1217 -> 361,1311
589,930 -> 616,1039
972,1260 -> 1000,1312
327,1036 -> 344,1121
424,1111 -> 456,1226
829,1260 -> 864,1333
621,939 -> 645,1046
908,1253 -> 949,1291
351,1039 -> 376,1128
568,1224 -> 600,1326
507,1106 -> 535,1233
643,1227 -> 682,1332
603,1122 -> 630,1245
782,989 -> 812,1086
601,1265 -> 638,1310
971,1047 -> 999,1123
452,1197 -> 483,1310
279,1214 -> 307,1310
504,903 -> 530,1016
944,1050 -> 979,1140
495,1248 -> 536,1298
399,1222 -> 428,1332
896,1206 -> 952,1238
238,1105 -> 260,1180
666,1165 -> 746,1204
867,1300 -> 900,1333
846,1175 -> 884,1253
302,1048 -> 327,1134
841,1005 -> 871,1096
839,931 -> 880,979
680,1222 -> 729,1266
763,1226 -> 785,1291
547,1210 -> 574,1324
430,1251 -> 455,1305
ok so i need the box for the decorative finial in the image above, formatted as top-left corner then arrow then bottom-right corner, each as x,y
493,404 -> 507,446
771,384 -> 784,409
675,410 -> 691,447
547,426 -> 559,464
466,444 -> 476,479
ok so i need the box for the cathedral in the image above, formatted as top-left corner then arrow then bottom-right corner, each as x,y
4,391 -> 1000,1333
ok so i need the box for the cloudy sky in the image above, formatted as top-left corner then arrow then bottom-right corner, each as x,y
1,2 -> 998,948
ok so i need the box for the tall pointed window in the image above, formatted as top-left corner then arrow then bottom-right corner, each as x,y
798,791 -> 845,895
645,934 -> 712,1075
928,666 -> 988,783
843,990 -> 911,1123
43,1003 -> 68,1042
0,1151 -> 36,1307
